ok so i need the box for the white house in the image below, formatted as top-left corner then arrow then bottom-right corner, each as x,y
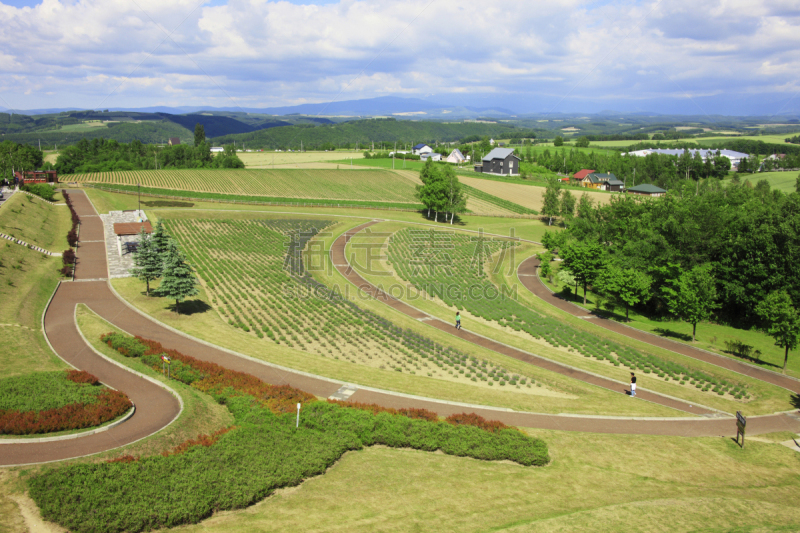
412,143 -> 433,155
624,148 -> 748,168
210,147 -> 224,153
446,149 -> 466,164
420,152 -> 441,162
489,138 -> 495,146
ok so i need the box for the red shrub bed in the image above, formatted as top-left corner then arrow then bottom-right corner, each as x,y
65,370 -> 100,385
161,426 -> 237,457
132,337 -> 315,414
326,400 -> 440,422
0,390 -> 132,435
444,412 -> 515,433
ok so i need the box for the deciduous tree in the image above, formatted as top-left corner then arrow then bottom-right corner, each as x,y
662,263 -> 719,341
561,240 -> 604,305
756,291 -> 800,374
541,177 -> 562,226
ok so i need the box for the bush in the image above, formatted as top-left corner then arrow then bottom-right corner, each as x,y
100,332 -> 147,358
21,183 -> 55,202
62,249 -> 75,265
28,332 -> 550,533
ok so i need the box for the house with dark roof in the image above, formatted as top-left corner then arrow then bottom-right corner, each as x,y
627,184 -> 666,197
605,178 -> 624,192
168,137 -> 181,146
474,148 -> 520,176
412,143 -> 432,155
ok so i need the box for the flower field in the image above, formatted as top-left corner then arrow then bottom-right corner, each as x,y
69,168 -> 419,202
163,217 -> 543,392
0,370 -> 132,435
28,333 -> 549,533
386,228 -> 752,400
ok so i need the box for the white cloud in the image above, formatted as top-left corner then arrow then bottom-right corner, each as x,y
0,0 -> 797,113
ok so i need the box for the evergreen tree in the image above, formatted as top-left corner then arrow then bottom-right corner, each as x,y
130,228 -> 161,296
151,220 -> 170,255
154,239 -> 198,314
194,124 -> 206,147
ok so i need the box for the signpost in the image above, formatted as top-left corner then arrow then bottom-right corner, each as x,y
161,355 -> 171,380
296,403 -> 301,429
736,411 -> 746,448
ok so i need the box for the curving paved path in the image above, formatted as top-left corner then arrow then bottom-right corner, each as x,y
4,198 -> 800,466
517,255 -> 800,397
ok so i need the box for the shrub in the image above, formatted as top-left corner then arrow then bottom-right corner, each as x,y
21,184 -> 55,202
100,332 -> 147,358
62,249 -> 76,265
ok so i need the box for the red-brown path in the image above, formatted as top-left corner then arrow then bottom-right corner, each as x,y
4,198 -> 800,466
329,222 -> 800,435
516,255 -> 800,397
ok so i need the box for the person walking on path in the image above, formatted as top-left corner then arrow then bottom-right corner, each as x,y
455,312 -> 462,330
630,372 -> 637,397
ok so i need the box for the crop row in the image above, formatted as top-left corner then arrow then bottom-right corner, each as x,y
69,168 -> 419,203
386,228 -> 751,400
462,184 -> 538,215
28,332 -> 549,533
87,183 -> 424,210
163,218 -> 541,391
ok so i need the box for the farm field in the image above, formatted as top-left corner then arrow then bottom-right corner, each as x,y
346,223 -> 792,414
588,132 -> 800,148
165,217 -> 570,397
729,170 -> 799,193
116,211 -> 671,417
238,150 -> 364,169
460,175 -> 614,212
68,168 -> 419,203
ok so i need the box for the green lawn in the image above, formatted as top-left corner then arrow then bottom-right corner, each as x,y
0,192 -> 71,252
126,428 -> 800,533
539,261 -> 800,380
729,171 -> 799,193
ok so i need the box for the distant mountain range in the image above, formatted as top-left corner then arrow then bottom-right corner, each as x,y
0,97 -> 518,119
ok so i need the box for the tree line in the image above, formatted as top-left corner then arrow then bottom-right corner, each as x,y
55,126 -> 244,174
539,181 -> 800,372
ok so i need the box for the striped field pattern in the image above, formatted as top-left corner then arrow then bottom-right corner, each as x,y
68,169 -> 418,203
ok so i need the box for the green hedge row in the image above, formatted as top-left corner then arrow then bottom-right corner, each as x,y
29,333 -> 548,533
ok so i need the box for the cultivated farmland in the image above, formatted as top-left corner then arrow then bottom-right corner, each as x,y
385,227 -> 752,401
69,169 -> 419,203
460,175 -> 613,212
164,218 -> 549,393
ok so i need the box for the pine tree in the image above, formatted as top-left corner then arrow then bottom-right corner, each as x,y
130,228 -> 161,296
194,123 -> 206,147
151,220 -> 170,254
154,239 -> 198,314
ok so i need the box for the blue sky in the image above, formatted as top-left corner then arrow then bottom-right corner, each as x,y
1,0 -> 799,115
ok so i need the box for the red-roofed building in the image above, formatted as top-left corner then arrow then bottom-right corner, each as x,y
572,169 -> 596,183
14,170 -> 58,186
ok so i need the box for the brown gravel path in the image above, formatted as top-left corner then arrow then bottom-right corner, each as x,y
517,255 -> 800,397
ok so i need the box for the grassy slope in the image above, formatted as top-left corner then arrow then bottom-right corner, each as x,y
540,260 -> 800,380
730,171 -> 799,193
0,192 -> 71,252
0,203 -> 68,377
347,222 -> 793,415
148,429 -> 800,533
